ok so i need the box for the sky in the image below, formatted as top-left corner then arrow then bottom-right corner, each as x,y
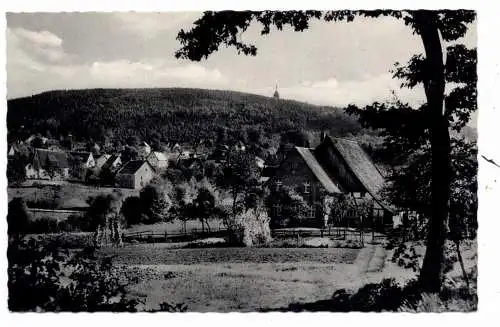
6,12 -> 476,117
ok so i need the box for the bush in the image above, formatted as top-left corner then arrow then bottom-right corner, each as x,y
226,207 -> 272,247
28,217 -> 61,234
391,243 -> 421,272
8,238 -> 186,312
399,292 -> 477,312
66,214 -> 93,232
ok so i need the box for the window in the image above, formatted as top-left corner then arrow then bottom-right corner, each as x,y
303,182 -> 310,194
308,205 -> 315,218
272,204 -> 282,217
275,180 -> 282,191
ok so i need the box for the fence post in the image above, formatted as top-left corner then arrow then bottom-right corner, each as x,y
321,229 -> 324,238
296,232 -> 300,247
165,231 -> 168,241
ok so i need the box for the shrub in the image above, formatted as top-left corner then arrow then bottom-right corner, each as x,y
391,243 -> 421,272
66,214 -> 93,232
28,217 -> 61,234
8,198 -> 31,237
399,292 -> 477,312
286,278 -> 422,312
8,238 -> 186,312
226,207 -> 272,247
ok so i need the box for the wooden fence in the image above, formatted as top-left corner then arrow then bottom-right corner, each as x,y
123,226 -> 228,244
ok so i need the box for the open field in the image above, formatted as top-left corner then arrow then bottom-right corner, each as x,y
101,244 -> 391,311
99,240 -> 477,312
8,184 -> 139,210
99,246 -> 360,265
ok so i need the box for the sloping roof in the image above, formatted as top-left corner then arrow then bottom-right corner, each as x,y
327,137 -> 385,200
117,160 -> 152,175
35,149 -> 69,169
295,147 -> 341,194
95,154 -> 111,166
69,151 -> 92,163
150,151 -> 168,161
102,154 -> 121,170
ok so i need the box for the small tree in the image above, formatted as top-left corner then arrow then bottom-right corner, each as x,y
7,198 -> 31,240
7,155 -> 27,186
217,149 -> 260,218
266,186 -> 309,228
121,196 -> 143,226
139,184 -> 172,223
87,193 -> 123,247
171,179 -> 198,233
45,159 -> 63,180
121,145 -> 139,163
188,181 -> 221,233
226,206 -> 272,247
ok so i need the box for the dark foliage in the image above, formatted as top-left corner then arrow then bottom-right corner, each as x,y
7,155 -> 27,186
7,88 -> 361,149
8,239 -> 140,312
276,279 -> 422,312
7,198 -> 31,237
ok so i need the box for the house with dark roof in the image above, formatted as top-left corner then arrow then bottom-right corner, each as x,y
115,160 -> 155,189
147,151 -> 169,169
267,134 -> 393,228
26,149 -> 70,180
95,154 -> 112,169
101,154 -> 122,172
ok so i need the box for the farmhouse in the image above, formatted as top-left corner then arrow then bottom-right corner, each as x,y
95,154 -> 112,169
115,160 -> 155,189
147,151 -> 169,169
101,154 -> 122,172
26,149 -> 70,180
267,134 -> 393,228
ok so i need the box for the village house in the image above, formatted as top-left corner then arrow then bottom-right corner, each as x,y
26,149 -> 70,180
115,160 -> 155,189
101,154 -> 122,173
147,151 -> 169,170
266,134 -> 393,229
95,154 -> 112,170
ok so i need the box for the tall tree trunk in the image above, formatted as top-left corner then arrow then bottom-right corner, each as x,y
414,11 -> 452,293
454,239 -> 470,291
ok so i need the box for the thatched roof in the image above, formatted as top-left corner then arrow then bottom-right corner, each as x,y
295,147 -> 341,194
327,137 -> 385,199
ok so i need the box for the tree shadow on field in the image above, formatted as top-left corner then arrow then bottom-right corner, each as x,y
260,278 -> 477,312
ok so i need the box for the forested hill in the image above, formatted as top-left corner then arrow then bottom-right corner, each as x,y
7,88 -> 365,147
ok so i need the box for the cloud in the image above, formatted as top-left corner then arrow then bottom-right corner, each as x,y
112,12 -> 200,38
6,27 -> 232,98
272,74 -> 427,107
13,28 -> 63,47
